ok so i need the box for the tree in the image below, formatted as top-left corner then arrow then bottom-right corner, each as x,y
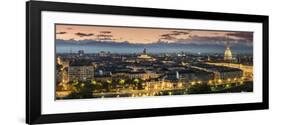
133,78 -> 143,90
119,79 -> 125,88
119,79 -> 125,85
65,82 -> 94,99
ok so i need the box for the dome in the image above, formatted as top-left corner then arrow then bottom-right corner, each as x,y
224,46 -> 232,61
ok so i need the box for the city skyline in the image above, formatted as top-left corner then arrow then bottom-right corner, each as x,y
55,24 -> 253,100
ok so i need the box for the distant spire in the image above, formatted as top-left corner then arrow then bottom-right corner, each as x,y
143,48 -> 147,54
224,35 -> 233,61
226,35 -> 230,48
207,56 -> 211,61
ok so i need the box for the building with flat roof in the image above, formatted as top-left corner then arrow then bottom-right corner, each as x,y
193,63 -> 243,83
166,68 -> 214,83
68,60 -> 95,81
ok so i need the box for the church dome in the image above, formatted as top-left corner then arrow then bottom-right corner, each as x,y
224,46 -> 232,61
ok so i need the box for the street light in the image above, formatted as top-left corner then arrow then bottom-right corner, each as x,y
218,79 -> 222,84
227,78 -> 231,82
191,81 -> 196,85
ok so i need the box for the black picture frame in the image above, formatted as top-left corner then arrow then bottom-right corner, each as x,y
26,1 -> 269,124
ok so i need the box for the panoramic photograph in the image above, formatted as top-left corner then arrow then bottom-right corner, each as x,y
55,24 -> 253,100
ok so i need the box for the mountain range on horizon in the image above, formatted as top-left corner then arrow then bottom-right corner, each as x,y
55,39 -> 253,54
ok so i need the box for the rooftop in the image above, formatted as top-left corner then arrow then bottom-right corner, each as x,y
194,63 -> 242,72
69,60 -> 93,66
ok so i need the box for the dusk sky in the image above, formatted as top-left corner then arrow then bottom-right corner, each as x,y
56,24 -> 253,46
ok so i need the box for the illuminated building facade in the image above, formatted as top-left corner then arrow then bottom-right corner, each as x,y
112,70 -> 160,81
137,48 -> 156,61
68,60 -> 95,81
193,63 -> 243,84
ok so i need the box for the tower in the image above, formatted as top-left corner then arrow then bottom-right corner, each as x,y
78,50 -> 84,56
207,56 -> 211,61
143,48 -> 147,54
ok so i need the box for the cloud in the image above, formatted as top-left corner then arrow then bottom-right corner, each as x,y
159,31 -> 190,41
96,34 -> 113,38
190,35 -> 230,42
75,32 -> 94,37
100,31 -> 111,34
175,33 -> 253,46
170,31 -> 190,35
95,31 -> 114,41
160,35 -> 177,41
176,32 -> 253,45
160,31 -> 253,45
56,32 -> 67,34
227,32 -> 253,42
